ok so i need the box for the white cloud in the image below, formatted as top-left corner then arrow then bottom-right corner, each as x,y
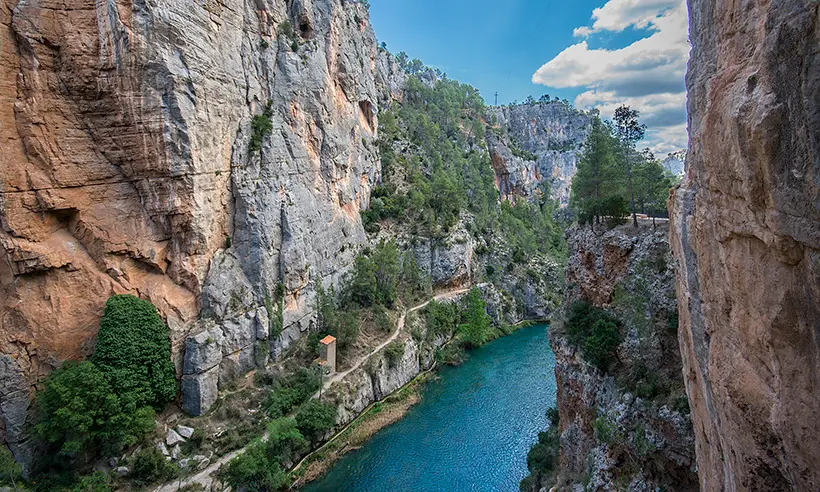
532,0 -> 689,153
581,0 -> 681,35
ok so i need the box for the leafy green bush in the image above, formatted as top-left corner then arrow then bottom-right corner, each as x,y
34,361 -> 155,458
295,400 -> 336,442
425,300 -> 459,340
457,288 -> 493,348
220,443 -> 288,492
583,319 -> 621,371
70,471 -> 115,492
564,300 -> 622,372
92,294 -> 177,409
546,407 -> 559,428
384,341 -> 406,368
348,241 -> 401,308
0,446 -> 21,489
265,368 -> 321,418
565,300 -> 616,344
264,417 -> 309,466
249,103 -> 273,152
129,447 -> 178,485
520,428 -> 559,491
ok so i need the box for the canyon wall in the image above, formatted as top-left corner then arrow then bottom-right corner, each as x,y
486,102 -> 593,206
669,0 -> 819,490
533,223 -> 697,491
0,0 -> 403,453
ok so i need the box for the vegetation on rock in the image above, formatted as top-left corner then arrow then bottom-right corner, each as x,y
295,400 -> 337,443
92,295 -> 177,410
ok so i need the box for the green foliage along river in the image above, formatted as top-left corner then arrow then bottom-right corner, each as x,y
304,324 -> 557,491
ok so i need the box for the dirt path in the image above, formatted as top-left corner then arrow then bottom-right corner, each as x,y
154,285 -> 476,492
318,285 -> 473,392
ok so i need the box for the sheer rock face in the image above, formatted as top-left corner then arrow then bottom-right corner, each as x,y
550,223 -> 697,491
486,102 -> 593,206
0,0 -> 401,427
669,1 -> 820,490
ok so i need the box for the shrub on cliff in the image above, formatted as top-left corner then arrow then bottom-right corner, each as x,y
34,361 -> 155,459
92,294 -> 177,409
264,417 -> 309,466
583,319 -> 621,371
0,446 -> 22,489
425,300 -> 460,339
265,368 -> 321,418
457,288 -> 493,348
520,428 -> 559,491
295,400 -> 336,442
565,300 -> 617,345
219,443 -> 289,492
129,447 -> 178,486
384,341 -> 406,368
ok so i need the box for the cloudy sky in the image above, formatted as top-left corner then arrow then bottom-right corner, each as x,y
370,0 -> 691,155
531,0 -> 689,154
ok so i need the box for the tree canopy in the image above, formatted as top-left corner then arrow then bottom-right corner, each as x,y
570,108 -> 673,229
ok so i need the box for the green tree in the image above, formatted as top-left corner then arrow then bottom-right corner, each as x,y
613,105 -> 647,227
633,153 -> 672,227
130,447 -> 178,486
458,288 -> 493,348
92,295 -> 177,410
570,117 -> 623,228
70,471 -> 115,492
220,443 -> 288,492
295,400 -> 336,442
371,240 -> 401,306
583,319 -> 621,371
349,254 -> 377,307
264,418 -> 309,466
0,446 -> 21,490
34,361 -> 155,459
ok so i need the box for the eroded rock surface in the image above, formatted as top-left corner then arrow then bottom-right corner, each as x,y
486,102 -> 593,206
669,1 -> 820,490
0,0 -> 401,420
547,223 -> 697,491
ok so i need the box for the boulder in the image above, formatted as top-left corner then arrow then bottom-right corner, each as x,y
176,425 -> 195,439
166,429 -> 185,447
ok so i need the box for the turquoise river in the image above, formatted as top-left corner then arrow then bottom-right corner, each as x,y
303,324 -> 557,492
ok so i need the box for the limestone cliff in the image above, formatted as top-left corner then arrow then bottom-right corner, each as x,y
0,0 -> 402,451
486,101 -> 593,206
530,223 -> 697,491
669,1 -> 820,490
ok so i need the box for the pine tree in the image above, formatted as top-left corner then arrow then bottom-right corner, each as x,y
613,106 -> 647,227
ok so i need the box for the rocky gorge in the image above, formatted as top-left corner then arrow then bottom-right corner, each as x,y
0,0 -> 584,483
523,222 -> 697,491
1,0 -> 818,490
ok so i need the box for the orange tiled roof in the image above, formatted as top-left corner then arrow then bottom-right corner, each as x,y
320,335 -> 336,345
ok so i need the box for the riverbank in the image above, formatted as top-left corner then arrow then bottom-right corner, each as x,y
303,324 -> 556,491
293,316 -> 540,487
293,371 -> 432,485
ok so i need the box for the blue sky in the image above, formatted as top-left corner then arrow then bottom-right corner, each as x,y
369,0 -> 689,154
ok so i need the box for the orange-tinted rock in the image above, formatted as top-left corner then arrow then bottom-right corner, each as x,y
1,0 -> 401,429
669,1 -> 820,489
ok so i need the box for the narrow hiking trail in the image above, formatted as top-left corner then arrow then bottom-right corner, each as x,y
154,285 -> 476,492
320,285 -> 474,392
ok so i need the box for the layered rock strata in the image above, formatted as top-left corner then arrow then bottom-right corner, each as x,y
669,1 -> 820,490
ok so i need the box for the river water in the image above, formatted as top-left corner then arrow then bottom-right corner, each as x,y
303,324 -> 557,492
